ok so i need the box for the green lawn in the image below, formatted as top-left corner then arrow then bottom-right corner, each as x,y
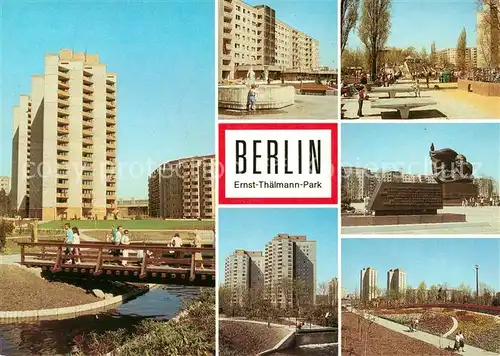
39,219 -> 215,230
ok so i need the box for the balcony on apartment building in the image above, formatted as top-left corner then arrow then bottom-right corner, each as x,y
58,80 -> 70,90
57,116 -> 70,125
56,192 -> 68,199
107,185 -> 116,192
82,119 -> 93,129
106,109 -> 116,118
57,143 -> 69,152
58,89 -> 70,99
106,193 -> 117,199
82,76 -> 93,86
82,155 -> 93,163
82,193 -> 94,199
56,201 -> 68,207
106,134 -> 116,142
223,21 -> 232,33
106,141 -> 117,149
82,128 -> 93,137
57,153 -> 69,161
106,84 -> 116,94
106,101 -> 116,110
106,150 -> 116,158
82,101 -> 94,111
58,69 -> 70,81
82,202 -> 93,209
56,181 -> 69,189
106,168 -> 115,174
82,146 -> 93,154
105,116 -> 116,125
106,125 -> 116,134
83,174 -> 94,181
83,93 -> 93,103
82,110 -> 93,120
223,11 -> 233,21
82,182 -> 93,190
83,83 -> 94,94
82,137 -> 93,145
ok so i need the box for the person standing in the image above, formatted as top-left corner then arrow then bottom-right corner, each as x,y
72,227 -> 81,264
357,85 -> 366,117
120,229 -> 131,266
458,331 -> 465,351
63,223 -> 74,262
247,84 -> 258,111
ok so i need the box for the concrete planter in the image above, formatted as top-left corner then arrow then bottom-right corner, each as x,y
219,85 -> 295,110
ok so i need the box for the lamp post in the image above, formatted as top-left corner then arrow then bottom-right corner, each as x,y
475,264 -> 479,302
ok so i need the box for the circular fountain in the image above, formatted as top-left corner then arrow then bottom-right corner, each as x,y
218,84 -> 295,110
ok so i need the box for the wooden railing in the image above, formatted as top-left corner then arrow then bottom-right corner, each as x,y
18,241 -> 215,286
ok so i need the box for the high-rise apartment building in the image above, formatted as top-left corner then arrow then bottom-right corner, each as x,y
264,234 -> 316,307
387,268 -> 407,298
0,177 -> 11,195
218,0 -> 320,80
328,277 -> 339,306
148,155 -> 216,219
360,267 -> 378,301
477,1 -> 500,68
224,249 -> 265,305
11,49 -> 117,220
438,47 -> 478,68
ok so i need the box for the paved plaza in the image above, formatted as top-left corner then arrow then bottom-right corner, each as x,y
342,205 -> 500,234
342,83 -> 500,120
219,94 -> 338,120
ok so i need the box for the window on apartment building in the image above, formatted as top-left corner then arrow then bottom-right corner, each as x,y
235,43 -> 240,49
236,15 -> 240,20
236,5 -> 240,10
235,24 -> 240,29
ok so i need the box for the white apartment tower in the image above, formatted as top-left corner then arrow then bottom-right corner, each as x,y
11,49 -> 117,220
264,234 -> 316,308
360,267 -> 378,301
218,0 -> 320,80
387,268 -> 407,298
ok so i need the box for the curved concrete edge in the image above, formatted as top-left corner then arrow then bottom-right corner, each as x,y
0,283 -> 153,322
442,316 -> 458,338
257,330 -> 296,356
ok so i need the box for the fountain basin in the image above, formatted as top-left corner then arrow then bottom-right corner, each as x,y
218,85 -> 295,110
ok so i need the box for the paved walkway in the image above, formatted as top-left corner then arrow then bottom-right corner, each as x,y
343,206 -> 500,234
219,317 -> 295,331
354,310 -> 499,356
0,254 -> 21,265
342,83 -> 500,120
443,316 -> 459,338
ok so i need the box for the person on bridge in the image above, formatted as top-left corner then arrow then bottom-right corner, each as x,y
120,229 -> 131,266
71,227 -> 81,264
63,223 -> 74,262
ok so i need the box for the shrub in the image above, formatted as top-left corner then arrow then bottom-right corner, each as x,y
134,215 -> 142,220
0,220 -> 15,252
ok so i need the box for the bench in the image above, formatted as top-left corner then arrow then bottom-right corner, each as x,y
370,86 -> 415,98
370,98 -> 437,119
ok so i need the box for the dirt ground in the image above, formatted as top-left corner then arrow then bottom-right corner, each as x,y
0,265 -> 98,311
342,313 -> 458,356
219,321 -> 290,356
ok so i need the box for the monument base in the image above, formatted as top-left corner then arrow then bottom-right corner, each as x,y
442,182 -> 478,206
342,213 -> 466,227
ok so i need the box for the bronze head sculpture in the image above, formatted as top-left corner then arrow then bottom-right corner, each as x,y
429,143 -> 473,183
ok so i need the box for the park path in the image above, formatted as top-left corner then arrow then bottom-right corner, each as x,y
353,309 -> 498,356
443,316 -> 459,338
219,317 -> 295,331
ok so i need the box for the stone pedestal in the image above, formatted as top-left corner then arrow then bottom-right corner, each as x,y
441,182 -> 478,206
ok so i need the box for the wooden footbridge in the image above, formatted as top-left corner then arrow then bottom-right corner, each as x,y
18,241 -> 215,287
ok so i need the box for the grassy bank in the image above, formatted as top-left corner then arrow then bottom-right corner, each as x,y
219,320 -> 290,356
75,289 -> 215,355
40,219 -> 215,230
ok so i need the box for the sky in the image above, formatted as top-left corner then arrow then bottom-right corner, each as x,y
1,0 -> 214,199
342,123 -> 500,180
245,0 -> 338,67
218,208 -> 338,286
346,0 -> 479,52
342,238 -> 500,294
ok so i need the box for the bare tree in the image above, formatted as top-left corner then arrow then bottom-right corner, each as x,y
456,28 -> 468,72
341,0 -> 361,54
358,0 -> 392,80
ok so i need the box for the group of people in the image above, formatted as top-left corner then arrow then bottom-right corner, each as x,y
62,224 -> 204,268
409,317 -> 419,332
462,196 -> 499,207
454,331 -> 466,352
470,68 -> 500,83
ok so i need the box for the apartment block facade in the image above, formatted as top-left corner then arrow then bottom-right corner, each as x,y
0,177 -> 11,195
218,0 -> 320,80
387,268 -> 407,298
148,155 -> 216,219
264,234 -> 316,307
438,47 -> 478,68
11,49 -> 117,220
224,250 -> 265,305
360,267 -> 378,301
328,277 -> 339,306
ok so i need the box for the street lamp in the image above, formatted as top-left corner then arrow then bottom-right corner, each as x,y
475,265 -> 479,302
